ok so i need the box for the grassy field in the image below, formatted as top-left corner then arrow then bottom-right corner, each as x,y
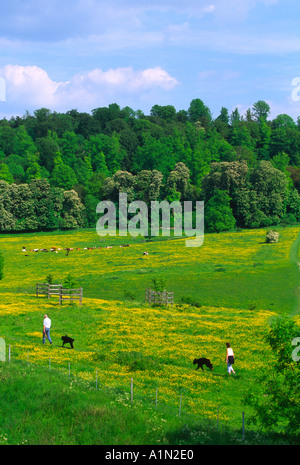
0,225 -> 299,444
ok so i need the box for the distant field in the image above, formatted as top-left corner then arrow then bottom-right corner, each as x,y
0,225 -> 299,429
0,226 -> 299,311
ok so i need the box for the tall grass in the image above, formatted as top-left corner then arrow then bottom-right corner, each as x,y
0,361 -> 291,446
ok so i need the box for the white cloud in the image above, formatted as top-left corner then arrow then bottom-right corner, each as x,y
202,4 -> 216,14
0,64 -> 179,113
3,65 -> 60,106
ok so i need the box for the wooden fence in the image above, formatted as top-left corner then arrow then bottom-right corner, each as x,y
36,283 -> 83,305
36,283 -> 50,297
145,288 -> 174,307
49,284 -> 62,297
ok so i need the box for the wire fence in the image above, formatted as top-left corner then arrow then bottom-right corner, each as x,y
2,342 -> 250,440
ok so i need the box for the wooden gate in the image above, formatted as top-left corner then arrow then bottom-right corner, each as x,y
145,289 -> 173,307
59,287 -> 83,305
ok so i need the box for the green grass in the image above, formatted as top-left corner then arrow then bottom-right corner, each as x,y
0,362 -> 292,446
0,225 -> 299,312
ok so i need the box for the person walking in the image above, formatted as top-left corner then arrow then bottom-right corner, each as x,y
43,314 -> 52,345
226,342 -> 235,374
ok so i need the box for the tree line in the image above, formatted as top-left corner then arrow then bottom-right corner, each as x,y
0,99 -> 299,233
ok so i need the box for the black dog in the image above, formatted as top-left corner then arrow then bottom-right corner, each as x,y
193,358 -> 213,371
61,335 -> 74,349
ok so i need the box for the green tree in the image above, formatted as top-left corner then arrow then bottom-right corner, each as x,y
87,172 -> 107,199
13,125 -> 36,160
102,170 -> 135,202
51,155 -> 78,190
9,183 -> 38,231
249,161 -> 287,220
165,162 -> 190,202
60,130 -> 82,168
151,275 -> 166,292
150,104 -> 176,122
7,161 -> 25,184
272,113 -> 296,129
133,135 -> 176,176
134,169 -> 163,204
35,131 -> 60,172
204,189 -> 236,233
63,272 -> 79,289
216,107 -> 230,124
59,190 -> 85,229
25,161 -> 42,182
84,194 -> 99,228
188,98 -> 212,128
202,161 -> 249,203
30,178 -> 65,230
252,100 -> 271,122
0,124 -> 16,156
230,108 -> 241,126
256,119 -> 271,160
235,161 -> 288,228
0,180 -> 16,231
0,163 -> 14,184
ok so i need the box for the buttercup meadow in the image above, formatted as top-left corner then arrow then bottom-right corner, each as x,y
0,225 -> 299,444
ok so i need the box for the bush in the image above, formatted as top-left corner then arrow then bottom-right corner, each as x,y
266,230 -> 279,243
179,296 -> 201,308
45,273 -> 54,284
150,275 -> 166,292
63,273 -> 79,289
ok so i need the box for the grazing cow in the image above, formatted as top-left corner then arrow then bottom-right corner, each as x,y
143,251 -> 149,255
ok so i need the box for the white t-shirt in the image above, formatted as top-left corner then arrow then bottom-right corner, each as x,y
227,347 -> 234,356
43,317 -> 51,329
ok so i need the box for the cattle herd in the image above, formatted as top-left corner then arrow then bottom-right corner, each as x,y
21,245 -> 150,255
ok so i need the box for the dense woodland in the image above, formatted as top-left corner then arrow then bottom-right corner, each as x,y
0,98 -> 300,233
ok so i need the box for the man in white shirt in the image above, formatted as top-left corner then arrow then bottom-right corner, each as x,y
43,314 -> 52,344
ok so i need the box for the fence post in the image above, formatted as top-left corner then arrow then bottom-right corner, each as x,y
8,344 -> 11,363
131,378 -> 133,405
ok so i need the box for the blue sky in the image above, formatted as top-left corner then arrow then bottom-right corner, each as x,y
1,0 -> 300,120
